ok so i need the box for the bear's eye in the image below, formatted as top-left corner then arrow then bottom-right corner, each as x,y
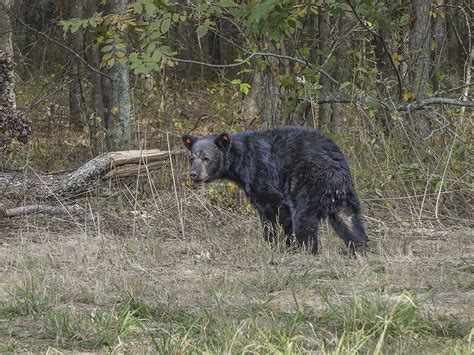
202,156 -> 209,163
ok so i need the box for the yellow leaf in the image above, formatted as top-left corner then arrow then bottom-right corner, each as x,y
403,91 -> 414,102
111,106 -> 119,116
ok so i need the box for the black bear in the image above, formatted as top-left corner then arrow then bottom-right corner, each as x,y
182,126 -> 368,253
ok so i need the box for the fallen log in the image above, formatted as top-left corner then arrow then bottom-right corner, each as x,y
1,149 -> 176,217
47,149 -> 174,200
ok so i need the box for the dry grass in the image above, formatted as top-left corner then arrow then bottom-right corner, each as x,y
0,160 -> 473,353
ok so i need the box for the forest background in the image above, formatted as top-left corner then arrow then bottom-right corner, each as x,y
0,0 -> 472,352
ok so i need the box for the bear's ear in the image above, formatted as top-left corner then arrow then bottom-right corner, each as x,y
182,135 -> 195,150
214,132 -> 231,151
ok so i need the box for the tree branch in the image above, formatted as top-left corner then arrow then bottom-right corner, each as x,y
172,52 -> 339,85
395,97 -> 474,111
299,91 -> 474,111
0,204 -> 83,218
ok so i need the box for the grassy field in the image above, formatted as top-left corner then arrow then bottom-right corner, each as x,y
0,173 -> 473,353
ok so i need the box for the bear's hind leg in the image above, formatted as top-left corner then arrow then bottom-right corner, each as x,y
329,206 -> 368,249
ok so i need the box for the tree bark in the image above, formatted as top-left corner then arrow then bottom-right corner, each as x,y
431,0 -> 447,92
407,0 -> 434,136
0,0 -> 13,62
261,60 -> 282,128
66,1 -> 87,129
208,16 -> 221,67
408,0 -> 433,99
85,0 -> 105,154
241,67 -> 262,127
316,11 -> 332,131
0,1 -> 30,145
103,0 -> 132,151
241,37 -> 282,129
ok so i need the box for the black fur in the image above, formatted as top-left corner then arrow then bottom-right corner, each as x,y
183,126 -> 368,253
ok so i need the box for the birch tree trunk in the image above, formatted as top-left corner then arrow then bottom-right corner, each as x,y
0,0 -> 13,64
0,0 -> 30,145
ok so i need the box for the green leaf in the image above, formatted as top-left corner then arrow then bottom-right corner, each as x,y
287,19 -> 297,29
89,18 -> 97,28
339,81 -> 351,89
146,43 -> 156,54
269,27 -> 282,42
217,0 -> 238,8
101,45 -> 113,53
160,46 -> 173,55
151,48 -> 162,61
60,21 -> 70,33
129,52 -> 139,62
144,1 -> 157,15
196,24 -> 208,39
133,2 -> 142,14
70,20 -> 82,33
248,1 -> 275,24
161,14 -> 171,34
239,83 -> 251,94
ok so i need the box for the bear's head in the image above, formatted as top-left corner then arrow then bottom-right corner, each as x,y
182,133 -> 231,183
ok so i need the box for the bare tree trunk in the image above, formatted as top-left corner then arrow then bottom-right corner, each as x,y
330,16 -> 354,135
0,0 -> 30,145
407,0 -> 433,137
0,0 -> 15,114
103,0 -> 132,151
208,16 -> 221,66
460,48 -> 473,118
66,1 -> 87,128
241,37 -> 282,129
261,61 -> 282,128
317,11 -> 332,131
432,0 -> 447,92
446,5 -> 463,76
85,0 -> 105,154
408,0 -> 433,99
241,67 -> 262,127
0,0 -> 13,64
372,5 -> 398,135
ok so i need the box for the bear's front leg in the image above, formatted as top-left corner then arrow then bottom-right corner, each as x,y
254,201 -> 278,244
291,208 -> 319,254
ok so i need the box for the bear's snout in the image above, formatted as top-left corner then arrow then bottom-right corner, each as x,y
190,171 -> 200,182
